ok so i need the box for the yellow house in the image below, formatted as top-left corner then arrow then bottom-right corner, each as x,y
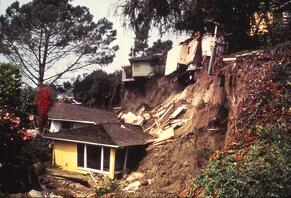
43,102 -> 151,179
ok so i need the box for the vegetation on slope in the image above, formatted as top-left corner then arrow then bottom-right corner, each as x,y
186,52 -> 291,197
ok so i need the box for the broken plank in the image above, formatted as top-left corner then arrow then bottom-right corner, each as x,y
50,174 -> 90,188
144,103 -> 174,132
169,104 -> 186,119
222,57 -> 236,62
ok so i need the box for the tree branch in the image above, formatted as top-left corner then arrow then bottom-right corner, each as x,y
9,42 -> 39,81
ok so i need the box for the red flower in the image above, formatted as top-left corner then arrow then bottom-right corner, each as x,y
37,87 -> 52,117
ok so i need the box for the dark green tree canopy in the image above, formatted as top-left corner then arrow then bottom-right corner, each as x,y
116,0 -> 281,52
0,63 -> 22,110
0,0 -> 119,87
73,70 -> 121,109
144,39 -> 173,56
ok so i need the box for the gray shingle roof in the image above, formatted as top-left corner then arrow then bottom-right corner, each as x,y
43,123 -> 151,147
48,102 -> 118,124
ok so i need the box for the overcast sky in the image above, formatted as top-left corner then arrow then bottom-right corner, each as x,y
0,0 -> 187,84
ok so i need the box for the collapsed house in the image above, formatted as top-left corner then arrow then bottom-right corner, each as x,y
122,34 -> 218,84
43,102 -> 151,179
121,54 -> 165,82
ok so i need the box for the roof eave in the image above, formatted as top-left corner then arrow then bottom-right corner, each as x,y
48,118 -> 96,125
42,136 -> 119,148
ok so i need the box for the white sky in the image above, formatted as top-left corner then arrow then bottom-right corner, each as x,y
0,0 -> 188,84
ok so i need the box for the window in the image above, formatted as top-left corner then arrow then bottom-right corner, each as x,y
87,145 -> 101,170
76,144 -> 111,172
77,144 -> 84,167
61,121 -> 73,130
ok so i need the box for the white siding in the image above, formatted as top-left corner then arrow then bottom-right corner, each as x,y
165,46 -> 180,76
132,62 -> 154,77
49,120 -> 91,132
202,36 -> 215,56
50,120 -> 61,132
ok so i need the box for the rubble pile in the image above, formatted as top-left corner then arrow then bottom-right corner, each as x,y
119,90 -> 193,144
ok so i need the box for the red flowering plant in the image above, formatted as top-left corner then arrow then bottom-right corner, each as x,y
36,87 -> 53,130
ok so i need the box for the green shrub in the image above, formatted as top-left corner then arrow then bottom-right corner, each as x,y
22,138 -> 52,164
188,127 -> 290,198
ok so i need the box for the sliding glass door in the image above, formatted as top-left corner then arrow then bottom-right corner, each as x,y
77,143 -> 111,172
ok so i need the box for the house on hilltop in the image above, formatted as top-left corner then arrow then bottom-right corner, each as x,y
43,102 -> 151,179
121,54 -> 165,82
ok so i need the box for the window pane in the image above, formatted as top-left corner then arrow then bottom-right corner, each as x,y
87,145 -> 101,170
77,144 -> 84,167
61,121 -> 73,130
115,149 -> 125,171
103,147 -> 110,171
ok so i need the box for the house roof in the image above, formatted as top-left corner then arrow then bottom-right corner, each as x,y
48,102 -> 119,124
42,123 -> 152,147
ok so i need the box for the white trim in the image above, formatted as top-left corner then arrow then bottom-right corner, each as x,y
43,137 -> 119,148
101,147 -> 104,171
124,148 -> 128,170
77,144 -> 116,174
77,167 -> 110,174
77,167 -> 122,174
84,145 -> 87,168
48,118 -> 96,125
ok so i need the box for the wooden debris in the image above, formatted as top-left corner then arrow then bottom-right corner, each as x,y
156,127 -> 174,142
89,170 -> 97,185
49,173 -> 90,188
169,104 -> 186,119
170,119 -> 188,129
119,112 -> 144,126
145,103 -> 174,132
223,57 -> 236,62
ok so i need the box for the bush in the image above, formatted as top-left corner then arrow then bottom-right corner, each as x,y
188,126 -> 290,198
21,138 -> 52,164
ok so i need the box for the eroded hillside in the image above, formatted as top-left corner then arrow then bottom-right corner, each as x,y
116,49 -> 290,197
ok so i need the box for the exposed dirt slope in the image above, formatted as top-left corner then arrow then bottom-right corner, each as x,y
116,50 -> 289,197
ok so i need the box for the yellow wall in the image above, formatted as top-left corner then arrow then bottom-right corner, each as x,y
109,148 -> 116,179
53,141 -> 118,179
53,141 -> 87,174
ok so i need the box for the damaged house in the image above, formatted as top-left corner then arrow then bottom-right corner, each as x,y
43,102 -> 151,179
122,34 -> 218,83
121,54 -> 165,82
165,34 -> 217,76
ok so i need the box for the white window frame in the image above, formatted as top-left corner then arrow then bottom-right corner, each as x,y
77,144 -> 109,174
77,144 -> 128,174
